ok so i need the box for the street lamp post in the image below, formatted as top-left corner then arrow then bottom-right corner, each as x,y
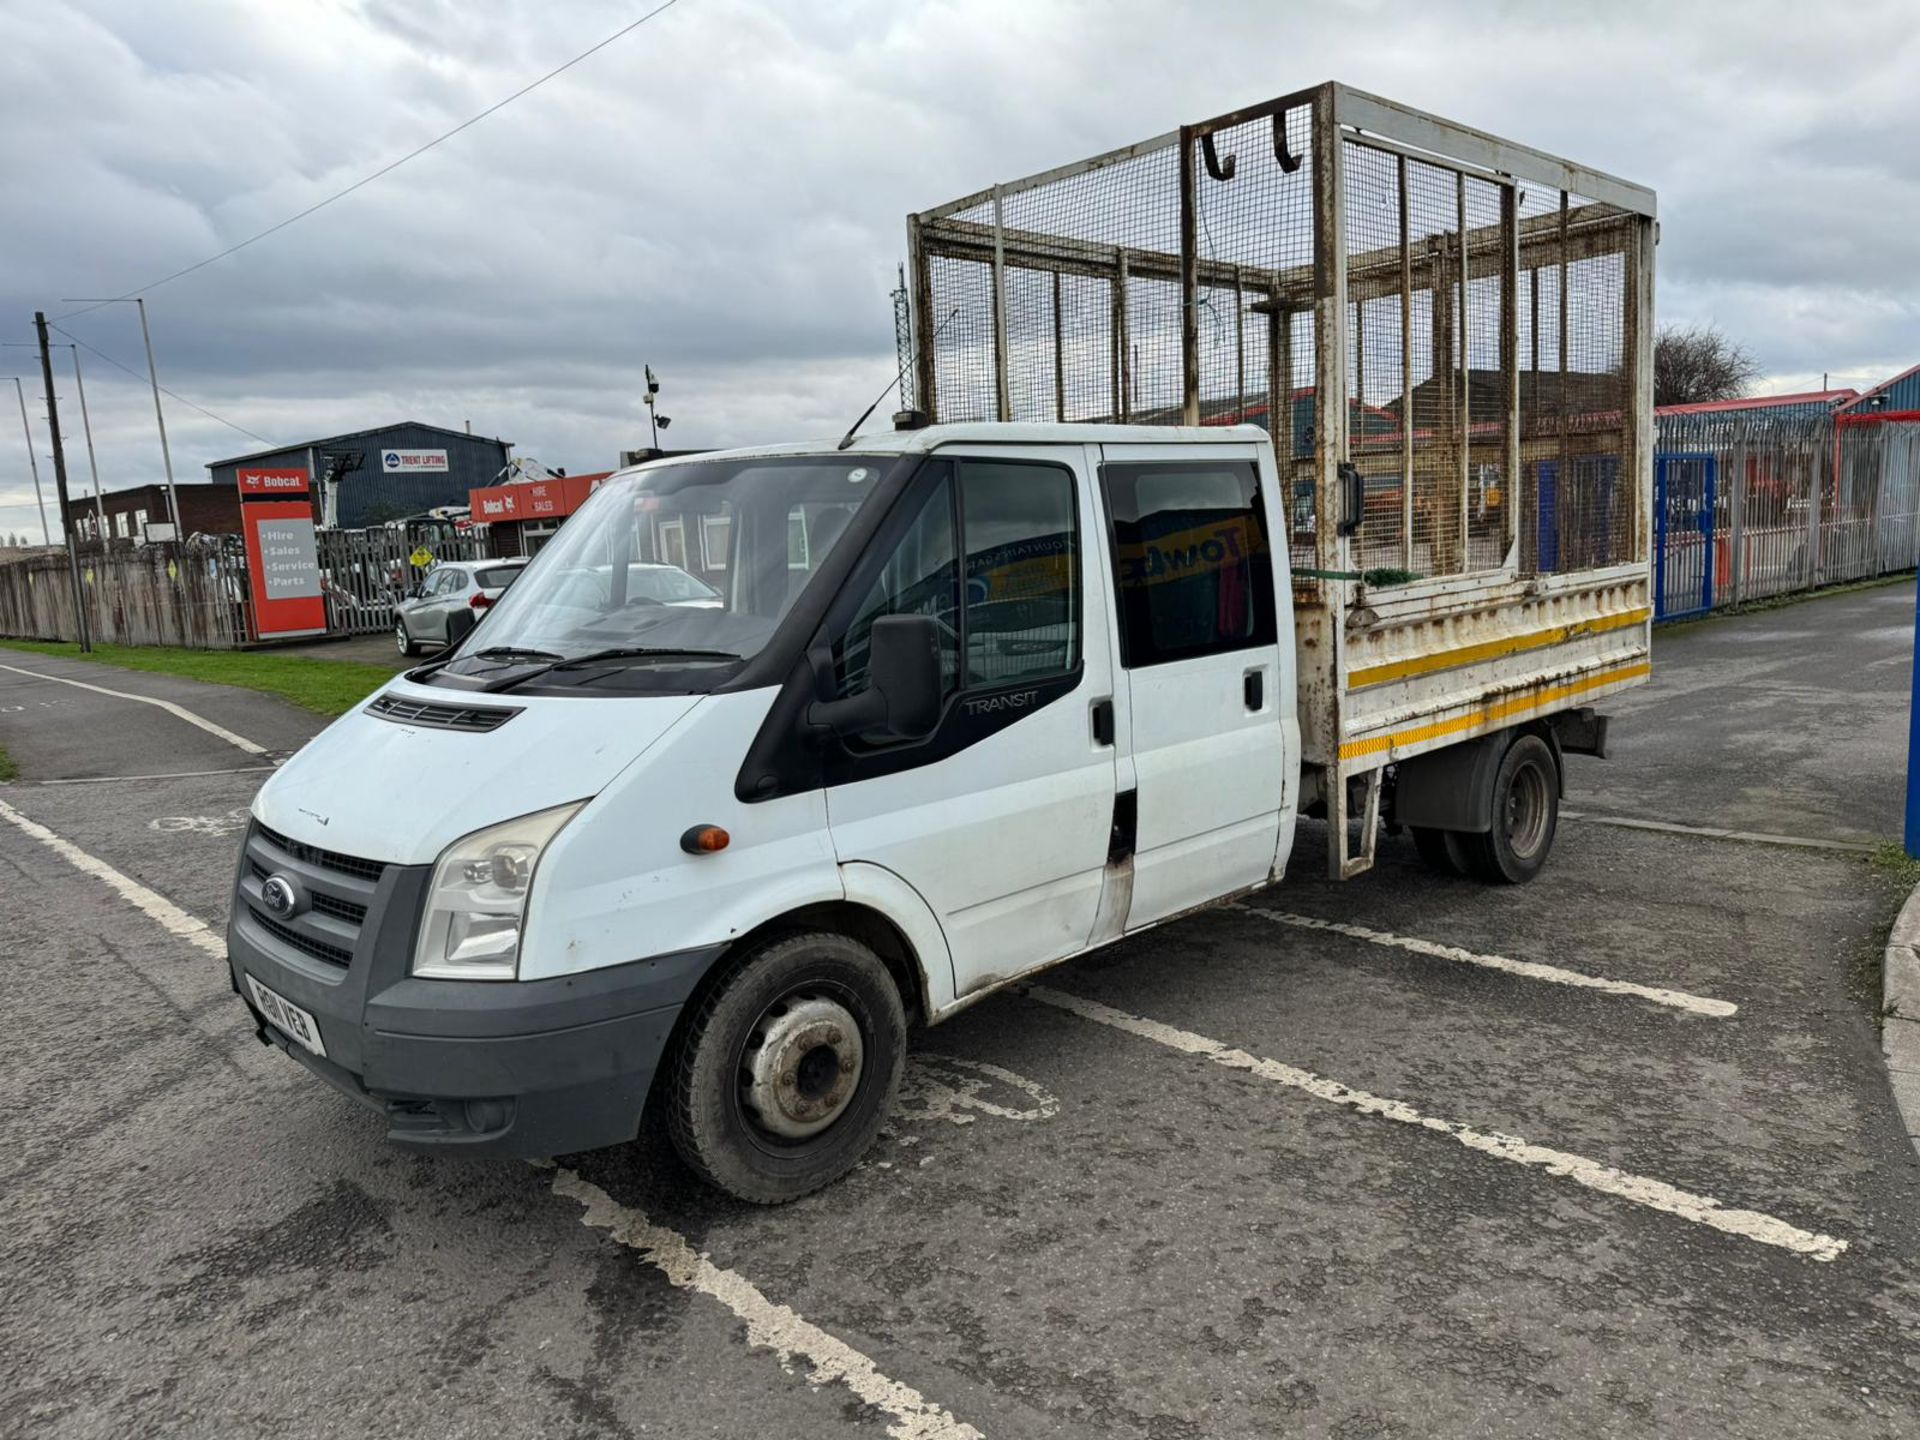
67,344 -> 109,550
61,297 -> 182,538
12,377 -> 52,545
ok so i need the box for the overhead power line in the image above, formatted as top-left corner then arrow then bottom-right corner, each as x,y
51,325 -> 277,447
58,0 -> 685,322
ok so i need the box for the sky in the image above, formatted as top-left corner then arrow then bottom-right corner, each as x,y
2,0 -> 1917,542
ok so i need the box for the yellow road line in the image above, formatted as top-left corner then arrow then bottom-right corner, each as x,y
1339,660 -> 1651,761
1347,607 -> 1651,690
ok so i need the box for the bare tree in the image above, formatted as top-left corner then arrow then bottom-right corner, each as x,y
1655,322 -> 1761,407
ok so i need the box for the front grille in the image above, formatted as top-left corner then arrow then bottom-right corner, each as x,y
255,824 -> 386,883
366,693 -> 521,733
248,906 -> 353,968
247,858 -> 369,925
311,892 -> 368,924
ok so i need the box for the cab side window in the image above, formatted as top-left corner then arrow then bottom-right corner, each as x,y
960,460 -> 1079,687
834,470 -> 960,699
831,457 -> 1081,703
1100,460 -> 1276,667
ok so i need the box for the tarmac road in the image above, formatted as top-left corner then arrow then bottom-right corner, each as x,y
1,587 -> 1917,1440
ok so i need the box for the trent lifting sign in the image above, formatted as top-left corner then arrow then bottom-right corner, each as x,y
382,449 -> 449,473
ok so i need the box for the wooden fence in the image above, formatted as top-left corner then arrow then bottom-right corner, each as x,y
0,537 -> 252,648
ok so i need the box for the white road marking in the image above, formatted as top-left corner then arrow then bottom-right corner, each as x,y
895,1055 -> 1060,1127
1027,985 -> 1847,1262
1236,906 -> 1737,1018
0,796 -> 278,1083
39,765 -> 278,785
549,1167 -> 983,1440
149,807 -> 252,839
0,662 -> 268,756
1560,809 -> 1876,854
0,796 -> 223,959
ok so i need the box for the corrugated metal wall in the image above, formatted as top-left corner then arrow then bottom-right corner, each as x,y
207,424 -> 511,527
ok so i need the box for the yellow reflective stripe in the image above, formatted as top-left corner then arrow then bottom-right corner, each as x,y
1339,659 -> 1651,762
1347,607 -> 1652,690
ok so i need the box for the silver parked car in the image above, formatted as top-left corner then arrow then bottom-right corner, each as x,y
395,559 -> 529,656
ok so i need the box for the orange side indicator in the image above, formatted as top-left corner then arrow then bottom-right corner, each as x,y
680,825 -> 731,855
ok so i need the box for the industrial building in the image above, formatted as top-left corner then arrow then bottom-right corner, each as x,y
73,482 -> 242,543
1840,363 -> 1920,416
207,422 -> 511,529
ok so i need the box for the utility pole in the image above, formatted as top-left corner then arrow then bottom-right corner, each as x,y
12,377 -> 51,545
34,311 -> 91,652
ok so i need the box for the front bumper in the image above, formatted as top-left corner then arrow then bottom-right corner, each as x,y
227,821 -> 721,1157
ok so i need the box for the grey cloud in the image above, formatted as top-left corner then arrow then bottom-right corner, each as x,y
3,0 -> 1916,542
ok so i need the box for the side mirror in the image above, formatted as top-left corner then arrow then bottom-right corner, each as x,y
809,614 -> 944,742
443,606 -> 478,648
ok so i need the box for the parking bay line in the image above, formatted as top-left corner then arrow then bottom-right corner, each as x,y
0,795 -> 982,1439
1026,985 -> 1846,1262
1234,906 -> 1738,1018
1560,809 -> 1876,855
0,662 -> 268,757
550,1166 -> 984,1440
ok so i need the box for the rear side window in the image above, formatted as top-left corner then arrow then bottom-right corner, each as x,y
1100,460 -> 1276,667
477,566 -> 522,589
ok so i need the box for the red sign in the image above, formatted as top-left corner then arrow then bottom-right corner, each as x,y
237,467 -> 311,497
242,499 -> 326,639
469,472 -> 610,525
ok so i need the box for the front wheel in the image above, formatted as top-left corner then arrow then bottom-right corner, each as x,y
666,931 -> 907,1204
1459,734 -> 1559,885
395,621 -> 423,657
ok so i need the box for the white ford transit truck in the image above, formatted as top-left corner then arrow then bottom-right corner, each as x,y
229,83 -> 1656,1201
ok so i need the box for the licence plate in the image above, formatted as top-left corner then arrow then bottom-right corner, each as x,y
246,974 -> 328,1059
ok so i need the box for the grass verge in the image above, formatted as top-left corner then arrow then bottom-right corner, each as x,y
0,744 -> 16,783
0,640 -> 394,718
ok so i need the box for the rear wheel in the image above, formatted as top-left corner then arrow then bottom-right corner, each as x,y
666,931 -> 906,1204
1411,826 -> 1461,875
1459,734 -> 1559,885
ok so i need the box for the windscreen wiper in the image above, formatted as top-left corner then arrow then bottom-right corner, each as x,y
483,646 -> 744,693
471,646 -> 565,662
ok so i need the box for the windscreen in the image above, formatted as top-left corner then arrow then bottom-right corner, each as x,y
438,454 -> 892,685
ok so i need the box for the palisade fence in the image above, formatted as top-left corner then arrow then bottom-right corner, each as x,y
1652,411 -> 1920,620
0,537 -> 251,647
315,525 -> 494,636
0,524 -> 494,648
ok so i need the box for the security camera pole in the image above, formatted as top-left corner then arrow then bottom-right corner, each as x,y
643,365 -> 672,451
33,311 -> 91,652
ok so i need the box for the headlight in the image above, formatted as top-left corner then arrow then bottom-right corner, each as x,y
414,801 -> 585,980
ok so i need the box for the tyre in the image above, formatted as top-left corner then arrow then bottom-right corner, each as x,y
395,621 -> 423,658
666,931 -> 907,1204
1410,826 -> 1461,875
1459,734 -> 1559,885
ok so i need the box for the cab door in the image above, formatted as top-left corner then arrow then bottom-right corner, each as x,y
820,447 -> 1117,1000
1098,444 -> 1287,928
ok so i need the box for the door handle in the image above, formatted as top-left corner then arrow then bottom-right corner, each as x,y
1244,668 -> 1264,711
1091,697 -> 1115,747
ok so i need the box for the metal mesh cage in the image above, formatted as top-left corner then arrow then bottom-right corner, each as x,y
909,83 -> 1651,593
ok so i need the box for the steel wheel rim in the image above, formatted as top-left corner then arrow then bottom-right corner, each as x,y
1505,759 -> 1551,859
737,989 -> 864,1142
